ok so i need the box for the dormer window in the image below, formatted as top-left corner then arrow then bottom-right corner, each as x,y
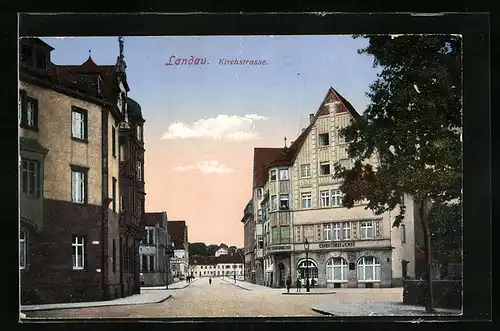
21,45 -> 33,66
35,50 -> 47,70
97,76 -> 103,94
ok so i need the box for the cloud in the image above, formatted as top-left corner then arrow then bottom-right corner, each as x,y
161,114 -> 268,141
173,161 -> 236,174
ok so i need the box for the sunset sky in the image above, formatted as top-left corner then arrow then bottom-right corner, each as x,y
41,36 -> 379,248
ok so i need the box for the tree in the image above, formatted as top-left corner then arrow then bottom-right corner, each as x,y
207,244 -> 219,256
428,201 -> 462,266
228,246 -> 237,256
333,35 -> 462,313
188,242 -> 208,257
219,243 -> 228,249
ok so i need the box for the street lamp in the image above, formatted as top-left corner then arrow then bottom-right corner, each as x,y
304,238 -> 310,292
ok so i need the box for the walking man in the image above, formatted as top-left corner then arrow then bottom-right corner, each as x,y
209,277 -> 212,285
234,273 -> 236,283
286,275 -> 292,293
296,277 -> 301,292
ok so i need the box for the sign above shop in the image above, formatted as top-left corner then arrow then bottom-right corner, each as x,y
318,241 -> 355,249
268,244 -> 292,252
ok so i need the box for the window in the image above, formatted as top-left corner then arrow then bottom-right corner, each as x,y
258,236 -> 264,249
401,224 -> 406,243
342,222 -> 351,240
149,254 -> 155,272
280,226 -> 291,243
320,162 -> 331,176
318,133 -> 330,147
279,169 -> 289,180
271,227 -> 280,243
137,161 -> 142,181
120,195 -> 125,211
357,256 -> 381,282
338,132 -> 346,144
331,189 -> 343,206
112,127 -> 116,157
323,224 -> 332,241
333,223 -> 341,240
257,209 -> 263,222
300,164 -> 311,178
320,190 -> 330,207
21,45 -> 33,66
270,169 -> 277,181
35,50 -> 46,69
279,194 -> 289,210
297,259 -> 319,281
119,136 -> 126,162
326,258 -> 348,282
71,107 -> 87,141
111,177 -> 117,211
21,159 -> 40,197
71,166 -> 88,204
141,255 -> 148,272
361,221 -> 373,239
20,94 -> 38,130
137,125 -> 143,142
112,239 -> 116,272
270,195 -> 277,211
72,236 -> 85,270
256,188 -> 262,199
301,192 -> 312,209
20,230 -> 26,269
147,227 -> 155,245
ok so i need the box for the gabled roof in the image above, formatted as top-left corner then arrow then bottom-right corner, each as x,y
144,212 -> 165,227
261,87 -> 361,171
252,148 -> 283,188
167,220 -> 187,250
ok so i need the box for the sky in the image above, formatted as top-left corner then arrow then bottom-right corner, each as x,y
41,36 -> 379,248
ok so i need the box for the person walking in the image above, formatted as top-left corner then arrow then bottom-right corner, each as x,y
296,277 -> 301,292
209,277 -> 212,285
234,273 -> 236,283
286,275 -> 292,293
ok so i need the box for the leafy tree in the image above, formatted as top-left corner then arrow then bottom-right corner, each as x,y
429,202 -> 462,265
219,243 -> 228,249
188,242 -> 208,257
206,244 -> 219,256
333,35 -> 462,313
228,246 -> 237,256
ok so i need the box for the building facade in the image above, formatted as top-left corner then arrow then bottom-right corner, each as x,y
19,37 -> 139,304
215,247 -> 229,257
139,212 -> 173,286
253,87 -> 417,289
118,95 -> 146,297
168,220 -> 189,280
241,200 -> 255,283
190,255 -> 244,279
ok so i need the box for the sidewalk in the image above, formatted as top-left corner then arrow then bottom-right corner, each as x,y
21,287 -> 178,312
141,278 -> 197,290
220,278 -> 273,291
312,301 -> 462,316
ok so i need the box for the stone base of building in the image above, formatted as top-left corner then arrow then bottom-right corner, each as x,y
141,272 -> 167,287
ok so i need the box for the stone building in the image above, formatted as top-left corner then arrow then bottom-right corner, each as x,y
18,37 -> 140,304
254,87 -> 417,289
241,199 -> 255,283
190,255 -> 244,279
139,212 -> 173,286
118,94 -> 146,297
168,220 -> 189,280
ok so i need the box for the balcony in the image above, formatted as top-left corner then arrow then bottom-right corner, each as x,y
269,211 -> 291,227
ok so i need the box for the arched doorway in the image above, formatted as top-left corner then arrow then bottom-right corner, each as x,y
297,259 -> 318,286
278,263 -> 285,287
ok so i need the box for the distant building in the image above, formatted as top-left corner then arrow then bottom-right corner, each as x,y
140,212 -> 173,287
168,220 -> 189,280
190,254 -> 244,279
241,200 -> 255,283
215,247 -> 228,257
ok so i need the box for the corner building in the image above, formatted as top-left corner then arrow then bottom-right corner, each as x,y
255,87 -> 417,289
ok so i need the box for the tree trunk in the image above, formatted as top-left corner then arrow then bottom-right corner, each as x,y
420,197 -> 435,313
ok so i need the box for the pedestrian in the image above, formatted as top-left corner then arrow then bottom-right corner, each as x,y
234,273 -> 236,283
296,278 -> 301,292
311,278 -> 315,288
209,277 -> 212,285
286,275 -> 292,293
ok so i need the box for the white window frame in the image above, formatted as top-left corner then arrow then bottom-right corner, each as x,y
270,195 -> 277,211
297,259 -> 319,284
301,192 -> 312,209
360,221 -> 374,239
21,159 -> 39,197
319,162 -> 331,176
318,133 -> 330,147
71,170 -> 86,204
71,110 -> 85,140
342,222 -> 351,240
137,125 -> 143,142
331,189 -> 343,206
72,236 -> 85,270
20,229 -> 26,269
401,224 -> 406,243
119,143 -> 125,162
279,168 -> 289,181
326,257 -> 348,283
357,256 -> 381,282
333,223 -> 341,241
26,99 -> 36,127
256,188 -> 262,199
320,190 -> 330,207
279,194 -> 289,210
270,169 -> 277,181
300,164 -> 311,178
323,224 -> 332,241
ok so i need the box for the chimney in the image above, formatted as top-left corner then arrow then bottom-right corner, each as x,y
309,113 -> 314,123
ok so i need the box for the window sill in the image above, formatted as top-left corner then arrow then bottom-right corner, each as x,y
326,280 -> 348,283
20,125 -> 39,132
318,145 -> 330,148
357,280 -> 381,283
72,267 -> 85,271
71,137 -> 89,144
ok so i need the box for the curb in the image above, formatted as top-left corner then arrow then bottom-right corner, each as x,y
282,292 -> 336,295
168,278 -> 197,290
220,279 -> 252,291
21,294 -> 173,313
312,308 -> 335,316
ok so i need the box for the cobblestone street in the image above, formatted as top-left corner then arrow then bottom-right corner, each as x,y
24,278 -> 404,319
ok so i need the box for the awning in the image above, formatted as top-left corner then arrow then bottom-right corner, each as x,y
265,264 -> 274,273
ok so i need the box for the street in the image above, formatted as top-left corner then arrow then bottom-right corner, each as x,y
24,278 -> 403,318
